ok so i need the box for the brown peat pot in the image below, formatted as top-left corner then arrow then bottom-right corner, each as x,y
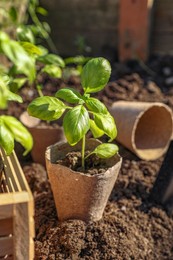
45,139 -> 122,222
20,111 -> 65,166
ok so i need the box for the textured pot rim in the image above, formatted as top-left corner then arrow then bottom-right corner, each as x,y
45,139 -> 122,178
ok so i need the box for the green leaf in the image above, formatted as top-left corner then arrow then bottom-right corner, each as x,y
0,116 -> 33,155
0,120 -> 14,155
36,6 -> 48,16
28,96 -> 66,121
0,32 -> 36,82
94,113 -> 117,141
7,91 -> 23,103
63,105 -> 90,145
64,56 -> 90,65
92,143 -> 119,159
17,25 -> 35,43
85,97 -> 108,114
9,7 -> 18,22
0,78 -> 8,109
19,42 -> 42,56
89,119 -> 104,138
37,54 -> 65,67
55,88 -> 83,104
9,78 -> 27,92
0,75 -> 23,103
81,57 -> 111,93
41,64 -> 62,78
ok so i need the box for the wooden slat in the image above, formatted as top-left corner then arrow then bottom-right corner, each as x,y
14,203 -> 34,260
0,218 -> 13,236
0,192 -> 31,206
1,176 -> 10,193
10,152 -> 33,197
1,150 -> 22,192
0,149 -> 34,259
0,149 -> 33,201
0,205 -> 13,219
0,236 -> 13,257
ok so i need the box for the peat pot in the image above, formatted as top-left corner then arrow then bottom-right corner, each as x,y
109,101 -> 173,160
20,111 -> 65,166
45,139 -> 122,222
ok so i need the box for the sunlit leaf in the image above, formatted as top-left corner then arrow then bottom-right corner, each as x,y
17,25 -> 35,43
41,64 -> 62,78
81,57 -> 111,93
28,96 -> 66,121
63,105 -> 90,145
64,56 -> 90,65
94,113 -> 117,141
0,32 -> 36,82
0,116 -> 33,155
55,88 -> 83,104
19,41 -> 42,56
85,97 -> 108,114
7,91 -> 23,103
89,119 -> 104,138
37,54 -> 65,67
91,143 -> 118,159
0,119 -> 14,155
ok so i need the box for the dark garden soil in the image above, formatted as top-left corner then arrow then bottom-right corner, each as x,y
6,55 -> 173,259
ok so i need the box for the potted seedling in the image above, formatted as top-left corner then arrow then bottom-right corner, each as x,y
0,31 -> 65,164
19,49 -> 66,165
0,75 -> 33,156
27,57 -> 122,222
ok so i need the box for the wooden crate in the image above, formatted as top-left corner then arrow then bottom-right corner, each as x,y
0,148 -> 34,260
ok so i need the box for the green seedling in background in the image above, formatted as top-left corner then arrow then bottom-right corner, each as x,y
0,74 -> 33,155
0,31 -> 65,97
28,57 -> 119,169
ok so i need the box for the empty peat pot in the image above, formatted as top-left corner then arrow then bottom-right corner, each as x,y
45,139 -> 122,222
20,111 -> 65,166
109,101 -> 173,160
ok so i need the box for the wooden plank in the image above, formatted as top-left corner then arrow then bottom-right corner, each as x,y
10,152 -> 33,197
0,205 -> 13,219
118,0 -> 154,61
1,150 -> 22,192
0,218 -> 13,236
0,192 -> 31,206
0,149 -> 34,259
14,203 -> 34,260
0,149 -> 33,199
0,236 -> 13,257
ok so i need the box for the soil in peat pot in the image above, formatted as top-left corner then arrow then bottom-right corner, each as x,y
5,56 -> 173,259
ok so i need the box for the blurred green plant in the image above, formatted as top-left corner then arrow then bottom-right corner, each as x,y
0,0 -> 57,53
0,73 -> 33,155
0,31 -> 65,96
63,55 -> 91,80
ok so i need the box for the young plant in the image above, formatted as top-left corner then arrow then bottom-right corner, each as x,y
27,57 -> 118,169
0,31 -> 65,97
0,75 -> 33,155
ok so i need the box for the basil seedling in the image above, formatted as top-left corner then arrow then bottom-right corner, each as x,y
28,57 -> 118,169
